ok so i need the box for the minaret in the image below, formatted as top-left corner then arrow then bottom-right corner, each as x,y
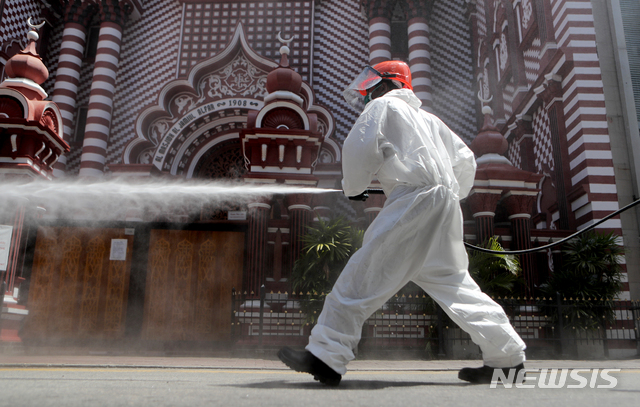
0,19 -> 69,342
466,94 -> 542,295
0,18 -> 69,180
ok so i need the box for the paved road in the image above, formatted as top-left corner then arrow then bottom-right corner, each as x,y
0,365 -> 639,407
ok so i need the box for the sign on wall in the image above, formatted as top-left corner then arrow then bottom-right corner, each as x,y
0,225 -> 13,271
109,239 -> 128,261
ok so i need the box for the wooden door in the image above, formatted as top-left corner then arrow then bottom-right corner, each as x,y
141,230 -> 244,342
24,226 -> 133,341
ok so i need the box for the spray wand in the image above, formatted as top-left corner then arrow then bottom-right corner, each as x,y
361,188 -> 640,255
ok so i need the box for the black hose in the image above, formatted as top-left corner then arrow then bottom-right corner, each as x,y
365,189 -> 640,255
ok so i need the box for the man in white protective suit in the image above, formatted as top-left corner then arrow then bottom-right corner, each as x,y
278,60 -> 526,386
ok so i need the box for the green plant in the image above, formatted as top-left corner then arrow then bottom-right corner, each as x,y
467,237 -> 521,298
540,231 -> 624,330
291,216 -> 364,323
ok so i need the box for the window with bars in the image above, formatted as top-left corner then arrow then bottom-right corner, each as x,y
84,26 -> 100,61
390,2 -> 408,61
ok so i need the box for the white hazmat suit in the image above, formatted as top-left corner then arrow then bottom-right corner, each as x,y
306,88 -> 526,375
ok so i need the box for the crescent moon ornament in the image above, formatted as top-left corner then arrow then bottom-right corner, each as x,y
277,32 -> 295,44
477,91 -> 494,115
27,17 -> 46,30
477,91 -> 493,105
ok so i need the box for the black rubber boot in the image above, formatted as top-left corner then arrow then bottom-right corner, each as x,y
277,346 -> 342,386
458,363 -> 525,384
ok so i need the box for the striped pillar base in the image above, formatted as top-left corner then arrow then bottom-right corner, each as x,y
3,204 -> 27,296
286,194 -> 313,270
509,214 -> 535,297
473,214 -> 495,246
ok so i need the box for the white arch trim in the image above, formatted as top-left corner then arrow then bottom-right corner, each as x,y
322,137 -> 341,162
152,97 -> 263,171
255,101 -> 310,130
186,132 -> 241,179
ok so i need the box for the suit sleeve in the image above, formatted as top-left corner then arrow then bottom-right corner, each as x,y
341,102 -> 389,197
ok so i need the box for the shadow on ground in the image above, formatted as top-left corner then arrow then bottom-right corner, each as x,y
229,380 -> 470,390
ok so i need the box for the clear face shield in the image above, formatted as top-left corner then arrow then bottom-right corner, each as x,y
342,66 -> 385,111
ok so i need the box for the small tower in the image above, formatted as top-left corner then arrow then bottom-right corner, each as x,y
240,34 -> 327,294
0,19 -> 69,181
239,33 -> 324,186
466,94 -> 542,295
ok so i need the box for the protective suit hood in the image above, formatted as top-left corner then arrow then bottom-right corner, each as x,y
382,88 -> 422,110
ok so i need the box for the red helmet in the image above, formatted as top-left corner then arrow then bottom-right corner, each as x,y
343,60 -> 413,109
372,60 -> 413,91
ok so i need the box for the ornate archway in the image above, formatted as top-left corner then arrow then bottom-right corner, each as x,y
122,22 -> 338,175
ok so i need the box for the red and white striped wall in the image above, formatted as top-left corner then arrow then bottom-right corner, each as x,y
550,0 -> 619,231
550,0 -> 628,297
51,22 -> 87,177
79,21 -> 123,177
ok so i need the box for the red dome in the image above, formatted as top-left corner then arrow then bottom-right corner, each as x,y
266,52 -> 302,94
470,113 -> 508,157
5,41 -> 48,85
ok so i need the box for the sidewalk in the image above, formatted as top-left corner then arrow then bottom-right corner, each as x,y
1,354 -> 639,371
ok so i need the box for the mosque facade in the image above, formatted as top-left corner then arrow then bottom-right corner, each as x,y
1,0 -> 639,349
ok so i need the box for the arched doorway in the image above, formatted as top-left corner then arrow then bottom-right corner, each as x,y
193,139 -> 246,181
191,138 -> 248,221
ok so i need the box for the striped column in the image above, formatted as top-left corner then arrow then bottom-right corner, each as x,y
368,17 -> 391,65
503,192 -> 538,297
473,213 -> 496,246
509,214 -> 535,296
51,23 -> 87,177
466,190 -> 502,245
79,21 -> 123,177
408,17 -> 432,110
247,200 -> 271,296
2,200 -> 29,300
286,194 -> 313,271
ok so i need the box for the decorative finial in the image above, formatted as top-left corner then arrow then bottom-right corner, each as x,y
266,31 -> 302,94
471,88 -> 508,161
277,32 -> 295,56
27,18 -> 45,42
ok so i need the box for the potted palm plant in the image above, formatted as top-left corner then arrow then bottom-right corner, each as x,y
291,216 -> 364,324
